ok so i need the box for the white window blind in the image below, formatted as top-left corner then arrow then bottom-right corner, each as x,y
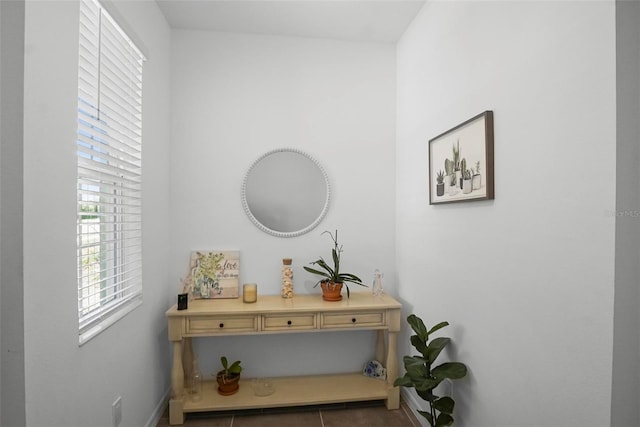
77,0 -> 144,345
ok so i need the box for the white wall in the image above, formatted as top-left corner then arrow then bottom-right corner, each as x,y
611,1 -> 640,425
0,0 -> 25,425
170,31 -> 397,377
0,2 -> 3,419
396,2 -> 616,426
22,1 -> 172,426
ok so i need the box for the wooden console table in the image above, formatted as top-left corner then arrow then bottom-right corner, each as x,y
166,293 -> 402,425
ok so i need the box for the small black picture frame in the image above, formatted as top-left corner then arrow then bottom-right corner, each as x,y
177,293 -> 188,310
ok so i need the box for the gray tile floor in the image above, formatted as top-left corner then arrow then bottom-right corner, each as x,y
156,400 -> 422,427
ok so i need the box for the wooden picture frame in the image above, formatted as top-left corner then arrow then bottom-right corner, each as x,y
429,111 -> 494,205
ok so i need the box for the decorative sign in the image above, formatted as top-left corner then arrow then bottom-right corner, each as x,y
182,251 -> 240,299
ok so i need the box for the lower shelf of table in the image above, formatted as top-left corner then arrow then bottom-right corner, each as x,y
179,373 -> 391,413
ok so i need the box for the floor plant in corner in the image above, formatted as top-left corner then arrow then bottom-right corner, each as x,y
394,314 -> 468,427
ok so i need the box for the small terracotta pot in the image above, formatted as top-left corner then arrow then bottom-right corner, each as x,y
216,371 -> 240,396
320,282 -> 343,301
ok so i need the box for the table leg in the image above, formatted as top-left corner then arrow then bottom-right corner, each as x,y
385,330 -> 400,409
375,330 -> 385,364
183,337 -> 193,382
169,340 -> 185,425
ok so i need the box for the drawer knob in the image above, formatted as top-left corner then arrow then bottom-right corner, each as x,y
352,318 -> 357,323
219,323 -> 224,328
287,320 -> 292,326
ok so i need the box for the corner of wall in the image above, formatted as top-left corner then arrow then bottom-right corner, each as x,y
611,1 -> 640,426
0,0 -> 26,425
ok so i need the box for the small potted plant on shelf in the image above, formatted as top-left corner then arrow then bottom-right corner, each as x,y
215,356 -> 242,396
303,230 -> 367,301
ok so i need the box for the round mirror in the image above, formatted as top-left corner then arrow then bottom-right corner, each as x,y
241,148 -> 331,238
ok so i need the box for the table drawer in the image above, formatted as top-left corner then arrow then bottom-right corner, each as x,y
320,311 -> 385,329
186,316 -> 258,334
262,314 -> 316,331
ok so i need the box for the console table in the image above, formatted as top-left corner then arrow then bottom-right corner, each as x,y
166,293 -> 402,425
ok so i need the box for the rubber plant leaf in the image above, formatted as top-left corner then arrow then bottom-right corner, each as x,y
403,355 -> 426,371
426,337 -> 450,364
410,334 -> 429,357
415,376 -> 441,392
407,314 -> 429,341
393,374 -> 413,387
404,358 -> 428,381
432,396 -> 454,415
416,388 -> 437,403
435,412 -> 454,427
418,411 -> 433,425
431,362 -> 467,381
428,321 -> 449,336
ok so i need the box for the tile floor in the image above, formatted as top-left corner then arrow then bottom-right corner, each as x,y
156,400 -> 422,427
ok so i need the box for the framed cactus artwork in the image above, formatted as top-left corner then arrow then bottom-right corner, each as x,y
428,111 -> 494,205
180,250 -> 240,299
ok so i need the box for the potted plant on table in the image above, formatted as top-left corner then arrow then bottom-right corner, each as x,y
215,356 -> 242,396
303,230 -> 367,301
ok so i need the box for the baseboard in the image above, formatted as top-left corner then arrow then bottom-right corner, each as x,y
145,387 -> 171,427
401,388 -> 429,427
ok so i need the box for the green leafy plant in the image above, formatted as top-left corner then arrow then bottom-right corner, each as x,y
303,230 -> 366,298
218,356 -> 242,382
394,314 -> 468,427
436,170 -> 445,184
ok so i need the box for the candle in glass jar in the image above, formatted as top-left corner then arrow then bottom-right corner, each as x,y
243,283 -> 257,303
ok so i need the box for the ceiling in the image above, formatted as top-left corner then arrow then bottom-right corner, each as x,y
156,0 -> 426,43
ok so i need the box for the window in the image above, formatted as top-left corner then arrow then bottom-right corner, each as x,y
77,0 -> 144,344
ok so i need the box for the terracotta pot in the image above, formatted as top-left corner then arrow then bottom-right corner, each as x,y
320,282 -> 343,301
216,371 -> 240,396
